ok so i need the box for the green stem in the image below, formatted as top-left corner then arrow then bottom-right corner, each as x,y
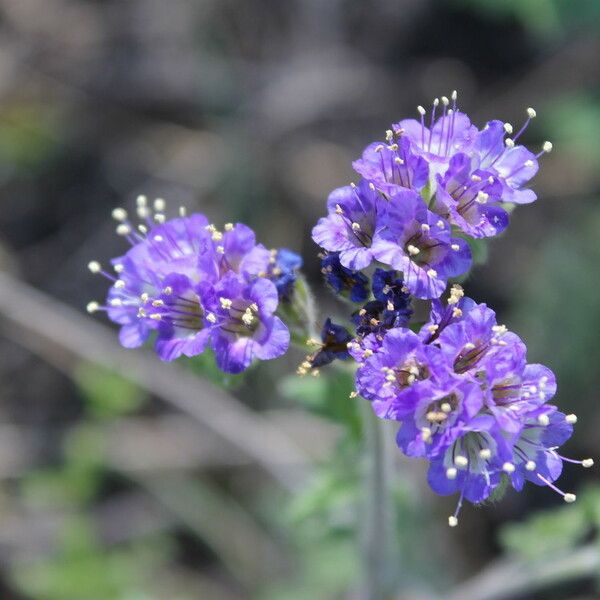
359,403 -> 398,599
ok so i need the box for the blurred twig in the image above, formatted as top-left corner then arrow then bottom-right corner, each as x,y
0,270 -> 311,493
449,544 -> 599,600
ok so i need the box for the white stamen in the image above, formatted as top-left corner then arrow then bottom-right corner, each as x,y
476,191 -> 489,204
441,96 -> 449,106
163,286 -> 172,295
136,195 -> 147,207
446,467 -> 458,480
137,206 -> 150,219
116,224 -> 131,236
224,222 -> 234,231
111,208 -> 128,221
351,222 -> 361,231
110,298 -> 122,307
451,244 -> 460,251
524,159 -> 534,167
114,280 -> 125,289
537,414 -> 550,426
86,301 -> 99,313
206,312 -> 217,323
451,90 -> 457,101
503,462 -> 515,474
526,107 -> 537,119
87,261 -> 101,273
436,220 -> 445,229
505,138 -> 515,148
427,269 -> 438,278
114,264 -> 124,273
565,414 -> 577,424
455,455 -> 468,467
433,98 -> 439,107
525,460 -> 536,471
564,493 -> 576,503
543,141 -> 553,153
153,235 -> 164,242
219,297 -> 232,310
154,213 -> 166,224
417,105 -> 426,116
503,123 -> 513,135
421,223 -> 430,232
407,244 -> 420,256
150,313 -> 162,321
479,449 -> 492,460
154,198 -> 166,212
179,206 -> 187,217
582,459 -> 594,468
441,402 -> 452,414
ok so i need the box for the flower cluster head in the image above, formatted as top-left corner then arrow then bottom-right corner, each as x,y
309,92 -> 592,524
87,197 -> 302,373
353,286 -> 592,525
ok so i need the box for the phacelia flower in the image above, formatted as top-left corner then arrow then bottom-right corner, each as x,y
88,197 -> 292,373
351,269 -> 412,337
320,252 -> 369,302
267,248 -> 303,301
373,190 -> 471,298
351,287 -> 592,525
203,273 -> 290,374
311,180 -> 386,271
352,136 -> 429,195
298,318 -> 353,374
355,327 -> 451,420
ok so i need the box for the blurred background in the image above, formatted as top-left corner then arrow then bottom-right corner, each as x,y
0,0 -> 598,598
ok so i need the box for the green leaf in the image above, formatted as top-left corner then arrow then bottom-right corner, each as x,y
499,502 -> 588,560
74,364 -> 145,420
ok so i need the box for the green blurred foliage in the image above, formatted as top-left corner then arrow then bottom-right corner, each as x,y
10,365 -> 184,600
454,0 -> 600,35
11,516 -> 174,600
499,484 -> 600,561
75,364 -> 146,420
279,367 -> 362,439
545,94 -> 600,164
513,208 -> 600,403
0,102 -> 62,171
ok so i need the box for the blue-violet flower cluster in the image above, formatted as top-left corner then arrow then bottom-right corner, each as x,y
88,197 -> 301,374
309,93 -> 592,525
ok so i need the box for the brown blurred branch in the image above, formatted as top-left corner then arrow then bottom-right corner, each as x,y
0,270 -> 311,493
449,545 -> 600,600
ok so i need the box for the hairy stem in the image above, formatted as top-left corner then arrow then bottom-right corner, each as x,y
359,403 -> 398,599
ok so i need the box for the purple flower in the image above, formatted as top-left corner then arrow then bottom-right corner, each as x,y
433,153 -> 508,238
395,377 -> 483,459
472,119 -> 542,205
301,318 -> 354,372
352,137 -> 429,195
374,190 -> 471,298
205,273 -> 290,374
88,199 -> 293,373
311,180 -> 386,271
320,252 -> 369,302
394,95 -> 477,171
355,328 -> 451,420
268,248 -> 303,301
149,273 -> 211,362
426,414 -> 512,505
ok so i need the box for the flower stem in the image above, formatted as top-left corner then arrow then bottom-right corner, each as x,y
359,402 -> 398,599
